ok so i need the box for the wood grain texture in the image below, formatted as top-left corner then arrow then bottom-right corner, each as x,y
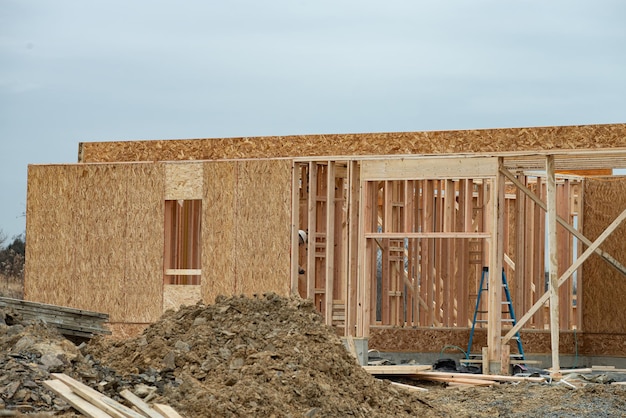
202,161 -> 237,303
581,177 -> 626,334
79,123 -> 626,163
25,165 -> 79,306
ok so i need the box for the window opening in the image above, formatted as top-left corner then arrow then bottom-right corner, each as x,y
164,199 -> 202,285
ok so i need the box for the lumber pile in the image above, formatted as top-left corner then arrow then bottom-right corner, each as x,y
42,373 -> 182,418
0,296 -> 111,339
363,365 -> 547,387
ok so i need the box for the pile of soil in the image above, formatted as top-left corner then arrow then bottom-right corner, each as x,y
1,292 -> 625,417
86,293 -> 440,417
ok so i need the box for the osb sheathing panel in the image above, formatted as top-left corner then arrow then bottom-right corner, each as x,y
25,165 -> 79,306
163,285 -> 201,312
79,123 -> 626,163
201,160 -> 291,303
582,177 -> 626,334
25,163 -> 164,323
235,160 -> 291,297
202,162 -> 237,303
165,162 -> 203,200
123,164 -> 165,323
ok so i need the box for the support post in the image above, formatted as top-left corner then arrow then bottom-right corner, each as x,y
306,163 -> 318,300
346,161 -> 359,337
325,161 -> 336,326
546,155 -> 560,376
487,158 -> 505,374
290,162 -> 301,295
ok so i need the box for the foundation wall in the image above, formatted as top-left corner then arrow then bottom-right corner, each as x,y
369,328 -> 624,357
79,123 -> 626,163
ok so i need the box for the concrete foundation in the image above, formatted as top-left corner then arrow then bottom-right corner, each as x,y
341,337 -> 369,366
368,350 -> 626,371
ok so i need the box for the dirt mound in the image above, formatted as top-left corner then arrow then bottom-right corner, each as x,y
2,293 -> 625,417
86,293 -> 441,417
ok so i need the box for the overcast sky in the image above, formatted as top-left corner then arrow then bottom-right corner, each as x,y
1,0 -> 625,240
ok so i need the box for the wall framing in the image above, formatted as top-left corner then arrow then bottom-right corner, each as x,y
25,123 -> 626,372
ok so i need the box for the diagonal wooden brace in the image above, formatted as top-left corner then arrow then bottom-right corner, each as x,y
502,207 -> 626,343
501,167 -> 626,276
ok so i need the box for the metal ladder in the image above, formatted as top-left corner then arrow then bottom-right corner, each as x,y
467,267 -> 525,363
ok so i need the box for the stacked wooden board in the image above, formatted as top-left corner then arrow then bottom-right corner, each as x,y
0,296 -> 111,339
43,373 -> 182,418
363,365 -> 546,388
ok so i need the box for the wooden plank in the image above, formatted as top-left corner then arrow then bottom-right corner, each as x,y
152,404 -> 183,418
413,371 -> 546,383
51,373 -> 145,418
291,161 -> 301,294
387,381 -> 429,392
164,269 -> 202,276
487,160 -> 504,374
120,389 -> 165,418
360,157 -> 499,180
43,379 -> 112,418
356,181 -> 374,337
423,180 -> 435,327
346,161 -> 360,336
546,155 -> 560,375
425,376 -> 495,387
0,296 -> 109,319
514,174 -> 527,324
307,162 -> 318,300
364,232 -> 491,239
363,365 -> 432,375
325,161 -> 336,326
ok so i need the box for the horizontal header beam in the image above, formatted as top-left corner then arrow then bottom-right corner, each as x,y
361,157 -> 498,180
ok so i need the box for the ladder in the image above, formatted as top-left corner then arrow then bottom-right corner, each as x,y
466,267 -> 525,363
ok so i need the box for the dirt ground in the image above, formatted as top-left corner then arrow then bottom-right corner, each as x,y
1,293 -> 625,417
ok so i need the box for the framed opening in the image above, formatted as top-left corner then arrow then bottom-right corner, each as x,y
164,199 -> 202,285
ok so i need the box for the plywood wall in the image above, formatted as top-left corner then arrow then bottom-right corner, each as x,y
79,123 -> 626,163
581,177 -> 626,334
25,165 -> 80,307
235,160 -> 292,296
202,160 -> 292,303
122,164 -> 165,322
202,161 -> 237,302
25,163 -> 164,323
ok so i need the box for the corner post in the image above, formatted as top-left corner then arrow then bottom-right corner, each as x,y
487,157 -> 505,374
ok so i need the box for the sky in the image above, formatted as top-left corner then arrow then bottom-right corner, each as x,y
1,0 -> 626,241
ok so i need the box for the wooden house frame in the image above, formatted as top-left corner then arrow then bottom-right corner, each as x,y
25,123 -> 626,374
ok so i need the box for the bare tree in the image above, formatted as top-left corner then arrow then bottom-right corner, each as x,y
0,229 -> 6,249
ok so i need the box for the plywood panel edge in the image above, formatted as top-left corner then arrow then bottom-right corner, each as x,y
79,123 -> 626,162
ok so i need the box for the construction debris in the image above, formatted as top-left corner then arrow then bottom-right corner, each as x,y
2,294 -> 626,417
0,296 -> 110,339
